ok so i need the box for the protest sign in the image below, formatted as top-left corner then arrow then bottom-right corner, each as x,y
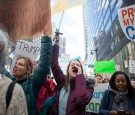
86,83 -> 109,113
94,61 -> 115,74
118,5 -> 135,41
0,0 -> 51,41
11,40 -> 40,71
129,60 -> 135,74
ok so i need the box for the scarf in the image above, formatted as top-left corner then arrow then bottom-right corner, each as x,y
109,87 -> 128,104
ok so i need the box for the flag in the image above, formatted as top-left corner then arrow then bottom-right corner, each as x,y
94,61 -> 115,74
0,0 -> 51,41
51,0 -> 87,14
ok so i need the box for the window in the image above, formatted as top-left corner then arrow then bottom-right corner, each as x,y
112,7 -> 117,22
104,9 -> 110,25
105,18 -> 111,32
116,0 -> 123,9
110,0 -> 116,10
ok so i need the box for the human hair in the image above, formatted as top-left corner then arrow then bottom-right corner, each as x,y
64,60 -> 83,91
109,71 -> 135,99
95,74 -> 103,79
17,56 -> 33,77
0,28 -> 8,67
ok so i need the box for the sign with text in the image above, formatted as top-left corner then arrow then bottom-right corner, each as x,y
118,5 -> 135,41
0,0 -> 51,41
129,60 -> 135,73
86,83 -> 109,113
11,40 -> 40,71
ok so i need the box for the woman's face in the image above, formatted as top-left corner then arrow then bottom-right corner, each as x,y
68,60 -> 82,78
96,76 -> 103,83
12,58 -> 28,79
115,74 -> 127,92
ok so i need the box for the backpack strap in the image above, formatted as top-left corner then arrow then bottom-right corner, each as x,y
6,81 -> 16,110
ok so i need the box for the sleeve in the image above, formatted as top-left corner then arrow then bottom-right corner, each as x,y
99,90 -> 110,115
51,44 -> 65,90
75,75 -> 94,105
31,36 -> 52,93
14,85 -> 28,115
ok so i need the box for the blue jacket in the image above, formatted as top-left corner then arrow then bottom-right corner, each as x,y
99,90 -> 135,115
2,36 -> 52,115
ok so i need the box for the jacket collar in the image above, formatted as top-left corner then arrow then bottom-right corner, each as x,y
16,77 -> 27,84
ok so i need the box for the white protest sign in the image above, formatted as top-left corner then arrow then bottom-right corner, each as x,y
129,60 -> 135,73
118,5 -> 135,41
5,65 -> 11,72
9,52 -> 14,59
11,40 -> 40,71
86,83 -> 109,113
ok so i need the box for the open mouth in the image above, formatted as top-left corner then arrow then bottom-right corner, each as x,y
13,68 -> 17,72
72,66 -> 78,73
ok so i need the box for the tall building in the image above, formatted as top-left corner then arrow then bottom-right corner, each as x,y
85,0 -> 135,77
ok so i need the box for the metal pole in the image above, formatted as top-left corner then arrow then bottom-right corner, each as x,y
58,10 -> 64,31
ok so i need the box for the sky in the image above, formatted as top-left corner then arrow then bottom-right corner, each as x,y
52,5 -> 85,60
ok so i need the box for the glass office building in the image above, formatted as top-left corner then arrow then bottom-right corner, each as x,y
85,0 -> 135,76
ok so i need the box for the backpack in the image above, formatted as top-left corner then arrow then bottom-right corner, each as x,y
37,78 -> 56,112
6,81 -> 16,110
40,95 -> 56,115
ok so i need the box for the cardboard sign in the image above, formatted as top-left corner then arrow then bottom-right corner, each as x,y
51,0 -> 86,14
0,0 -> 51,41
11,40 -> 40,71
86,83 -> 109,113
118,5 -> 135,41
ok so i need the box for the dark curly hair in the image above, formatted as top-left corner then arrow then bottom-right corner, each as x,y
109,71 -> 135,99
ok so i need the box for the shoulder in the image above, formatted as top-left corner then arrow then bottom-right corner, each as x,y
103,90 -> 111,97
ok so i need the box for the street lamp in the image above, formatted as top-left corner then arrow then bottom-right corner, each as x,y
91,47 -> 98,61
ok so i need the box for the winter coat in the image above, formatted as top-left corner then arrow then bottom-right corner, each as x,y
99,90 -> 135,115
48,44 -> 94,115
0,75 -> 28,115
2,36 -> 52,115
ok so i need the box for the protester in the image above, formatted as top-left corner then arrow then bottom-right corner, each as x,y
99,71 -> 135,115
37,74 -> 56,112
2,36 -> 52,115
103,78 -> 110,83
12,36 -> 52,115
95,74 -> 103,83
0,28 -> 28,115
47,35 -> 94,115
130,77 -> 135,88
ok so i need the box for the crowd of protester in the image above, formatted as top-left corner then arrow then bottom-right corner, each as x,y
0,28 -> 135,115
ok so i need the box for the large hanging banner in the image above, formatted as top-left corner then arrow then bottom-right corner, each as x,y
0,0 -> 51,41
51,0 -> 86,14
86,83 -> 109,113
118,5 -> 135,41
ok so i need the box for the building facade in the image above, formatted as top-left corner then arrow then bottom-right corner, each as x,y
85,0 -> 135,77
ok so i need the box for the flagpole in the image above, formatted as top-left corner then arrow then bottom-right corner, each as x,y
58,10 -> 64,31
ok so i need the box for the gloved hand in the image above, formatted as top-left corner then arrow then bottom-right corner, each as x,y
86,78 -> 96,86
